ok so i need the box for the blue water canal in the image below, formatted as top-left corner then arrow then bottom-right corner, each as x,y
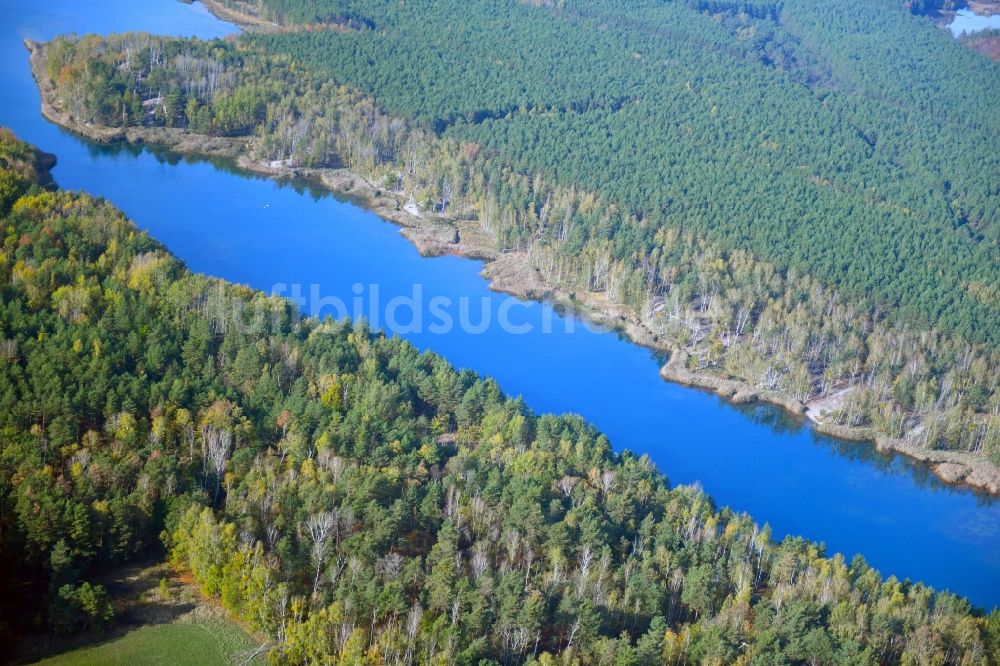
1,0 -> 997,608
949,8 -> 1000,37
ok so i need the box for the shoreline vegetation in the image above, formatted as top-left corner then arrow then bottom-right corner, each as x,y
196,0 -> 281,32
1,127 -> 997,665
969,1 -> 1000,16
24,34 -> 1000,496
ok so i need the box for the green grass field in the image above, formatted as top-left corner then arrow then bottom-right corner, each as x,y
30,617 -> 264,666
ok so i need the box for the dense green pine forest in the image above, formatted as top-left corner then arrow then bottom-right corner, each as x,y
1,126 -> 999,663
33,0 -> 1000,479
240,0 -> 1000,340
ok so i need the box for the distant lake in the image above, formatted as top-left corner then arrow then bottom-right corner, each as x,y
950,8 -> 1000,37
1,0 -> 998,609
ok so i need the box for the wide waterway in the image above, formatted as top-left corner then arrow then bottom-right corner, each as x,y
1,0 -> 997,608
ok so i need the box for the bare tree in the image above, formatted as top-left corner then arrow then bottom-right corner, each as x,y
471,542 -> 489,581
576,546 -> 594,598
303,510 -> 337,596
204,425 -> 232,505
404,601 -> 423,666
599,470 -> 616,496
556,475 -> 579,501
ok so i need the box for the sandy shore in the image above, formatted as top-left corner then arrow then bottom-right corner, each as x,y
198,0 -> 280,32
25,38 -> 1000,496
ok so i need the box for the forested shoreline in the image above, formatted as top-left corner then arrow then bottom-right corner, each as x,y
1,126 -> 998,664
26,0 -> 1000,493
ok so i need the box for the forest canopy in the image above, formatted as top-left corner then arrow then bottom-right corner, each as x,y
240,0 -> 1000,345
0,127 -> 998,664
